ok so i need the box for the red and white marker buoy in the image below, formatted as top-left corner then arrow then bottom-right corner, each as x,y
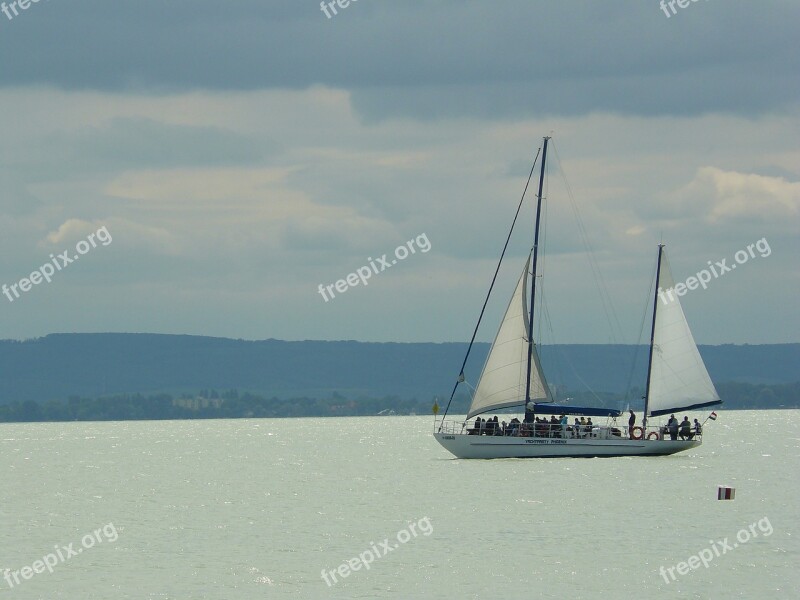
717,486 -> 735,500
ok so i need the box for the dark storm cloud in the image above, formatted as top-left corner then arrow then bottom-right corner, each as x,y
0,1 -> 796,118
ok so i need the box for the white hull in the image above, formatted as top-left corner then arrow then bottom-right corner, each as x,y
433,432 -> 701,459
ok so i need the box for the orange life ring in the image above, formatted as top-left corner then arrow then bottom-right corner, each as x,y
647,431 -> 660,441
631,426 -> 644,440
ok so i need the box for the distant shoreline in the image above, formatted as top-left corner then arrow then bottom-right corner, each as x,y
1,381 -> 797,423
1,335 -> 797,408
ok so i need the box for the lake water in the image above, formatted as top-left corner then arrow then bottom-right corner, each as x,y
1,411 -> 798,599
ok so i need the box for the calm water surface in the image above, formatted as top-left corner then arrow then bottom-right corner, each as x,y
1,411 -> 798,599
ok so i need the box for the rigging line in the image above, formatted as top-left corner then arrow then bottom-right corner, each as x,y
539,198 -> 550,373
536,164 -> 548,341
539,290 -> 605,405
530,155 -> 550,398
536,155 -> 588,404
439,144 -> 542,425
623,257 -> 657,407
535,286 -> 560,390
550,141 -> 626,344
533,147 -> 551,337
532,153 -> 602,407
536,156 -> 602,407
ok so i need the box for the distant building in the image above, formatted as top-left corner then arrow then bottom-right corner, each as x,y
172,397 -> 224,410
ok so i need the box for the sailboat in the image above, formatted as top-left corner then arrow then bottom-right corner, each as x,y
433,137 -> 721,459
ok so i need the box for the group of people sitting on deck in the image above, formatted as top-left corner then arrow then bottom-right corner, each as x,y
568,416 -> 595,438
468,416 -> 516,436
469,416 -> 504,435
664,415 -> 702,440
468,414 -> 596,438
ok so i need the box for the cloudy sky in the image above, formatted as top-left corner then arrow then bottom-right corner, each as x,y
0,1 -> 797,345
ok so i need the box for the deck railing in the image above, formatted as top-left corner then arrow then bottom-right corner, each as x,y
435,419 -> 702,441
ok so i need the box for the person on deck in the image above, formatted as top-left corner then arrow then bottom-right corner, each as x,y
586,418 -> 594,437
667,414 -> 679,440
559,414 -> 568,439
679,416 -> 692,440
692,419 -> 702,439
628,409 -> 636,439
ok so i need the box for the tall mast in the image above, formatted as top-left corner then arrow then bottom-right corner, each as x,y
524,136 -> 549,421
642,243 -> 665,429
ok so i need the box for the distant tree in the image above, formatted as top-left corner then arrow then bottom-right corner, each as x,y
19,400 -> 42,421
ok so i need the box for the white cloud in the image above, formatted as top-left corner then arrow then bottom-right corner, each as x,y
696,167 -> 800,222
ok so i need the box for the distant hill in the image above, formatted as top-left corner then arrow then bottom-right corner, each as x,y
0,334 -> 797,405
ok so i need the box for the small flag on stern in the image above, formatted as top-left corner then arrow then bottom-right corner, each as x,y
717,486 -> 735,500
708,411 -> 718,420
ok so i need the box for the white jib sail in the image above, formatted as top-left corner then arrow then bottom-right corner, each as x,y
467,254 -> 551,419
646,250 -> 720,416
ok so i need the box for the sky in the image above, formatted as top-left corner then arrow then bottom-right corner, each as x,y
0,1 -> 798,345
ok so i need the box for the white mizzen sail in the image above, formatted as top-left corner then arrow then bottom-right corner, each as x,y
646,250 -> 721,417
467,254 -> 551,419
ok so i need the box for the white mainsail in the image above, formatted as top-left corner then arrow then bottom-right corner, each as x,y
646,249 -> 721,416
467,254 -> 551,419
